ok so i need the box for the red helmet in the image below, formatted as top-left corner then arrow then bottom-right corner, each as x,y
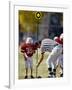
54,36 -> 63,45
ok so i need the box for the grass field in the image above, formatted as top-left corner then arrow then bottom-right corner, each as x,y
18,48 -> 50,79
18,48 -> 63,79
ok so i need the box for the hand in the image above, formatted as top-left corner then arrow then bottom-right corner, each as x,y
23,54 -> 27,61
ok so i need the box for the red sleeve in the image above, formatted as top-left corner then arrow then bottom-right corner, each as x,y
21,44 -> 26,53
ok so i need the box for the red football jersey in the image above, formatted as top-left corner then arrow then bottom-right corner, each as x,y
21,43 -> 37,57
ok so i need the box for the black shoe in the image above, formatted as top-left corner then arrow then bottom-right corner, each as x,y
60,73 -> 63,77
53,69 -> 56,77
48,72 -> 54,78
49,72 -> 54,75
48,67 -> 52,71
37,76 -> 42,78
24,75 -> 28,79
53,68 -> 56,72
53,72 -> 56,76
48,75 -> 53,78
31,75 -> 34,78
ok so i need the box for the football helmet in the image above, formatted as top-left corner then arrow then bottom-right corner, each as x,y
26,37 -> 33,44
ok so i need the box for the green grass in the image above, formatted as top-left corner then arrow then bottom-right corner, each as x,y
18,48 -> 63,79
18,49 -> 50,79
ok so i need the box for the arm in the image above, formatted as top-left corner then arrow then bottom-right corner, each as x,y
20,43 -> 25,53
37,53 -> 44,68
21,49 -> 25,53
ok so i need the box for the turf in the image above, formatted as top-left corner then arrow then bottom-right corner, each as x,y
18,48 -> 63,79
18,48 -> 50,79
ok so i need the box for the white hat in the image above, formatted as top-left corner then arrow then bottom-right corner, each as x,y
26,37 -> 33,44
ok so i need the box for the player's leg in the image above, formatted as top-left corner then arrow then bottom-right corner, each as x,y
31,68 -> 34,78
47,46 -> 59,78
52,60 -> 57,77
25,68 -> 28,78
46,55 -> 54,78
29,57 -> 34,78
60,61 -> 63,77
52,53 -> 63,77
25,60 -> 28,79
57,54 -> 63,77
52,56 -> 59,78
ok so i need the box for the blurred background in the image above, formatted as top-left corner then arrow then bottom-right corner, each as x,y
19,10 -> 63,44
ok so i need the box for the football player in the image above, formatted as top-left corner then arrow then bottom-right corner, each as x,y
37,34 -> 63,78
47,36 -> 63,77
21,37 -> 37,79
